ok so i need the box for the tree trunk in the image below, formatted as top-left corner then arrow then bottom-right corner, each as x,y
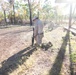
27,0 -> 32,25
38,11 -> 39,18
69,4 -> 72,28
10,12 -> 13,24
4,10 -> 7,24
13,4 -> 15,24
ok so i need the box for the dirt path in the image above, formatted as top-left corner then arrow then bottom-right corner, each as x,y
0,26 -> 32,63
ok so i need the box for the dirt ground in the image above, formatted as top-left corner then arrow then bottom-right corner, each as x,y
0,26 -> 32,63
0,25 -> 76,75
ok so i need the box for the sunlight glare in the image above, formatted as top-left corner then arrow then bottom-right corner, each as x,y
67,0 -> 76,3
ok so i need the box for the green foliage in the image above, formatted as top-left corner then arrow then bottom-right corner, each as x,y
0,0 -> 60,23
39,1 -> 55,20
71,52 -> 76,63
0,11 -> 4,21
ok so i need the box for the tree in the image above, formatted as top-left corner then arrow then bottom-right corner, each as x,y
8,0 -> 15,24
40,1 -> 55,21
24,0 -> 32,25
1,1 -> 10,24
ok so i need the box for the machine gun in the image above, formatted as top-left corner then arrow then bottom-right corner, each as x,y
32,28 -> 34,46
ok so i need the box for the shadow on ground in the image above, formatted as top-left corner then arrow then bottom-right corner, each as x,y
0,45 -> 36,75
49,30 -> 70,75
68,31 -> 74,75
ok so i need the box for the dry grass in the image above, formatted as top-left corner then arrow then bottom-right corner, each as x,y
0,26 -> 76,75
